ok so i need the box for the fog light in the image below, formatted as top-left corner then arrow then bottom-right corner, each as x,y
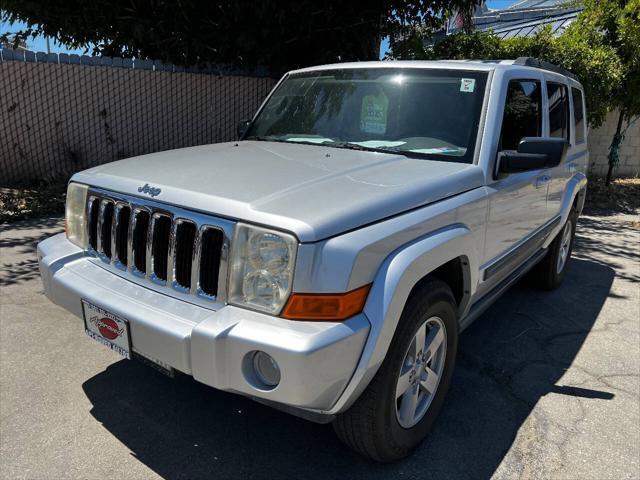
252,351 -> 281,387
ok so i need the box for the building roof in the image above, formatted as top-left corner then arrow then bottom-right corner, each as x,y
450,0 -> 583,39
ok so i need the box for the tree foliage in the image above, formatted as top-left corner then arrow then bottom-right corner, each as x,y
575,0 -> 640,123
0,0 -> 480,73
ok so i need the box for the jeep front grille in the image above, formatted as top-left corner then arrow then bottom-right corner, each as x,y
85,188 -> 231,305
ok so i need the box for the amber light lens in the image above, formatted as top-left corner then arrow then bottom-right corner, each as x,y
281,284 -> 371,321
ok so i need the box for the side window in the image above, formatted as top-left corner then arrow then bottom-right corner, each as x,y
572,87 -> 585,143
500,80 -> 542,150
547,82 -> 569,140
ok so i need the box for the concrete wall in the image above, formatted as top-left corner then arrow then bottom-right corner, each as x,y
0,49 -> 277,186
588,110 -> 640,178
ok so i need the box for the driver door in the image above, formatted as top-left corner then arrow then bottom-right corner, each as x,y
480,77 -> 550,294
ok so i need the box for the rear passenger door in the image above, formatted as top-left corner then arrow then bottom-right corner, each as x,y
544,78 -> 572,217
570,86 -> 589,172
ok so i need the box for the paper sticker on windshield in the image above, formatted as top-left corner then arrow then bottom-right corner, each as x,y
360,93 -> 389,134
460,78 -> 476,93
411,146 -> 466,155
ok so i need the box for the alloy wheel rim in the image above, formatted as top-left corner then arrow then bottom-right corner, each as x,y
556,221 -> 573,274
395,316 -> 447,429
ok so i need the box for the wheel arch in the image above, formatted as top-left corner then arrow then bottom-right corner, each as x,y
326,224 -> 478,414
543,172 -> 587,249
414,255 -> 471,314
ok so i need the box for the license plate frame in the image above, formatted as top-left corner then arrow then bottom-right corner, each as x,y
82,300 -> 132,359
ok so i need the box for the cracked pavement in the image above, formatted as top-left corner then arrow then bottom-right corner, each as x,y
1,213 -> 638,479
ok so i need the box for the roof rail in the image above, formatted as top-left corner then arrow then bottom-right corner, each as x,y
513,57 -> 578,80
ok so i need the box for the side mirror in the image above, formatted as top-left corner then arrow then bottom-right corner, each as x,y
498,137 -> 567,174
237,119 -> 251,140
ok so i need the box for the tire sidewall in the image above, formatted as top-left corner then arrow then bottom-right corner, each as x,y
377,287 -> 458,452
550,211 -> 577,285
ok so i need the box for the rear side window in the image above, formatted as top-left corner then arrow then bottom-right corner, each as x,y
572,87 -> 585,143
500,80 -> 542,150
547,82 -> 569,140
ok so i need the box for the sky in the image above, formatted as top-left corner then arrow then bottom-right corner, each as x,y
486,0 -> 520,8
0,19 -> 88,54
3,0 -> 520,58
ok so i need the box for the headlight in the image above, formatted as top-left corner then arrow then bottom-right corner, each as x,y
65,182 -> 88,248
229,224 -> 297,315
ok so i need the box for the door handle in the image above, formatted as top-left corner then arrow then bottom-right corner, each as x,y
535,174 -> 551,188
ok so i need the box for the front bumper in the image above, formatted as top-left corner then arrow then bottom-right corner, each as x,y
38,233 -> 369,413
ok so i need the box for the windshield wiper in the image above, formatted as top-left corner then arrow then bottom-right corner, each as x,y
244,137 -> 431,159
331,142 -> 428,159
244,136 -> 339,148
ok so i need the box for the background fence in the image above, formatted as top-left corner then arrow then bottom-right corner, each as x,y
1,48 -> 638,186
0,49 -> 277,186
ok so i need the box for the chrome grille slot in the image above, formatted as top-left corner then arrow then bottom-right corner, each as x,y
115,205 -> 131,266
199,227 -> 223,297
99,201 -> 114,258
151,214 -> 171,282
173,220 -> 196,289
84,187 -> 232,307
131,210 -> 149,274
87,198 -> 100,251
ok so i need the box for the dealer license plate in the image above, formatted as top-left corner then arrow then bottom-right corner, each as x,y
82,300 -> 132,359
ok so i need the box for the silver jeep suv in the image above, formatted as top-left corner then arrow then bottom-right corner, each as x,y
38,58 -> 588,461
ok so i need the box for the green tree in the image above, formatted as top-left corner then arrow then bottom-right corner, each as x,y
0,0 -> 480,73
576,0 -> 640,184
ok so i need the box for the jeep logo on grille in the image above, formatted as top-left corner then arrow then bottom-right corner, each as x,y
138,183 -> 162,197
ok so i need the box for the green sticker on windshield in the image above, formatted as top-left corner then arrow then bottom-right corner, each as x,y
360,93 -> 389,134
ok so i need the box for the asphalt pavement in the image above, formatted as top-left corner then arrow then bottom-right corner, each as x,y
1,213 -> 638,480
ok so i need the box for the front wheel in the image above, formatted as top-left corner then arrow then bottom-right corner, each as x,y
333,279 -> 458,462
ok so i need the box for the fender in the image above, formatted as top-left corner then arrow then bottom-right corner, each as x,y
325,224 -> 479,414
543,172 -> 587,249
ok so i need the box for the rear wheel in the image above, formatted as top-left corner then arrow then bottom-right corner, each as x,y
532,209 -> 577,290
333,279 -> 458,462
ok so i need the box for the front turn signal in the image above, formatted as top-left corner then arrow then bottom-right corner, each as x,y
281,284 -> 371,321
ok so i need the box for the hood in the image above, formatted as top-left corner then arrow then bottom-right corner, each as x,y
72,141 -> 484,242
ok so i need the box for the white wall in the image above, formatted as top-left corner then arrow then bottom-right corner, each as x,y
588,110 -> 640,178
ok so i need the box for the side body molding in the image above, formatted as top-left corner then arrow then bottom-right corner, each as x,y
326,224 -> 478,414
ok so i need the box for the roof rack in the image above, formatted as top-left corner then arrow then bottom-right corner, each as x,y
513,57 -> 578,80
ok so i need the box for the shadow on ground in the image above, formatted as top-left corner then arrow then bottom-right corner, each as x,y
0,217 -> 64,287
573,215 -> 639,284
82,255 -> 615,480
583,176 -> 639,218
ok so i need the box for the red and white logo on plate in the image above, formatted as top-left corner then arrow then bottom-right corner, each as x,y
90,316 -> 124,340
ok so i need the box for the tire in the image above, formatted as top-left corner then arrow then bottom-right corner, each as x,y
333,279 -> 458,462
531,209 -> 577,290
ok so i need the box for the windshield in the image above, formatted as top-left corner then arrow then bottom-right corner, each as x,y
245,68 -> 488,163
